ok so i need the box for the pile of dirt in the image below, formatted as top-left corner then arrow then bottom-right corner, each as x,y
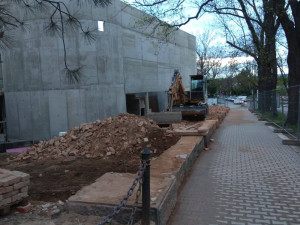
206,105 -> 230,120
15,114 -> 179,162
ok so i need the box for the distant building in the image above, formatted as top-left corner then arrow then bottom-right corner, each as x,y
1,0 -> 196,141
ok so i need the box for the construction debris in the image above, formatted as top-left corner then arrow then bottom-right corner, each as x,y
15,114 -> 179,161
206,106 -> 230,120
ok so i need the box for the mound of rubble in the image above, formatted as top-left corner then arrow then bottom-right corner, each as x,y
16,114 -> 179,161
206,106 -> 230,120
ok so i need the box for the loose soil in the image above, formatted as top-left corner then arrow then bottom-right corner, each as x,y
0,114 -> 179,203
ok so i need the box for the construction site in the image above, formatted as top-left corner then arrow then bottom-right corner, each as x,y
0,102 -> 229,224
0,1 -> 232,224
2,1 -> 300,225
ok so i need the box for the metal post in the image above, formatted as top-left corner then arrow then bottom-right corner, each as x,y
281,88 -> 284,128
297,87 -> 300,140
141,148 -> 151,225
252,89 -> 254,111
164,91 -> 168,111
145,92 -> 149,115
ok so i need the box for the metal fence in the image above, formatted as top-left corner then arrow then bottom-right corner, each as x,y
217,96 -> 229,106
248,85 -> 300,141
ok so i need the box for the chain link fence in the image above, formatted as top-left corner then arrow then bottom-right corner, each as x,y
248,85 -> 300,141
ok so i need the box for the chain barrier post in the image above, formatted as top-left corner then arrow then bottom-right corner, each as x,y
298,86 -> 300,141
141,148 -> 151,225
281,87 -> 284,128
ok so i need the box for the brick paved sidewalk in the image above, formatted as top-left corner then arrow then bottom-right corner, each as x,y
168,107 -> 300,225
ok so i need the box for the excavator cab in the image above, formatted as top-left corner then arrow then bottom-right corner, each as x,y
147,71 -> 209,124
190,74 -> 208,104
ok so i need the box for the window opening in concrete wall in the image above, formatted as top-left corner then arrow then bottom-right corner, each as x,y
98,21 -> 104,32
126,94 -> 140,115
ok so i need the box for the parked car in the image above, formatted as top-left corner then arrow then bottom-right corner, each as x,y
239,96 -> 247,102
234,97 -> 243,104
234,96 -> 248,104
226,96 -> 236,102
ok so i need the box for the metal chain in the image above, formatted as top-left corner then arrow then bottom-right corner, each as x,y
127,175 -> 143,225
98,160 -> 147,225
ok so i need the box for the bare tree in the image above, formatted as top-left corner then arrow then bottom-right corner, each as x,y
0,0 -> 111,82
196,30 -> 224,79
206,0 -> 280,115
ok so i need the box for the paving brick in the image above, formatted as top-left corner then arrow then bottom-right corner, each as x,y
169,108 -> 300,225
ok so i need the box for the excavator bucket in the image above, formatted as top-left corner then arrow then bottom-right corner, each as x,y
172,105 -> 207,121
146,112 -> 182,124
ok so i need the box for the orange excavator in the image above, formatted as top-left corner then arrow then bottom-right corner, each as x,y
147,70 -> 208,123
167,70 -> 209,120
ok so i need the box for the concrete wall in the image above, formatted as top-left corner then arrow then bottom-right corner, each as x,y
2,0 -> 196,140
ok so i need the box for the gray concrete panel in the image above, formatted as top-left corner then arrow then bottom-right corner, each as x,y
97,56 -> 113,85
101,86 -> 116,118
17,92 -> 33,140
188,35 -> 196,51
23,38 -> 41,49
124,58 -> 143,93
66,89 -> 87,129
157,43 -> 171,65
107,2 -> 122,24
85,86 -> 101,122
142,60 -> 159,92
23,48 -> 43,91
40,48 -> 61,90
141,36 -> 158,62
112,32 -> 122,56
115,86 -> 127,114
59,36 -> 78,50
120,9 -> 139,30
78,53 -> 98,86
168,46 -> 181,70
102,85 -> 126,118
142,60 -> 158,78
96,52 -> 123,85
40,32 -> 59,49
3,49 -> 25,92
48,90 -> 68,137
174,30 -> 189,48
158,66 -> 173,90
122,31 -> 142,59
4,92 -> 20,139
112,57 -> 124,85
30,91 -> 50,140
96,35 -> 110,57
91,4 -> 107,21
97,86 -> 105,120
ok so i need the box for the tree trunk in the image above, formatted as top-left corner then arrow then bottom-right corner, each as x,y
256,0 -> 278,113
275,0 -> 300,125
286,44 -> 300,125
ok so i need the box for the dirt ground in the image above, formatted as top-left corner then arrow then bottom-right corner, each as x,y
0,134 -> 179,202
0,106 -> 229,224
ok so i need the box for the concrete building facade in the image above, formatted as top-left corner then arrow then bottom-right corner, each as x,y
2,1 -> 196,141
